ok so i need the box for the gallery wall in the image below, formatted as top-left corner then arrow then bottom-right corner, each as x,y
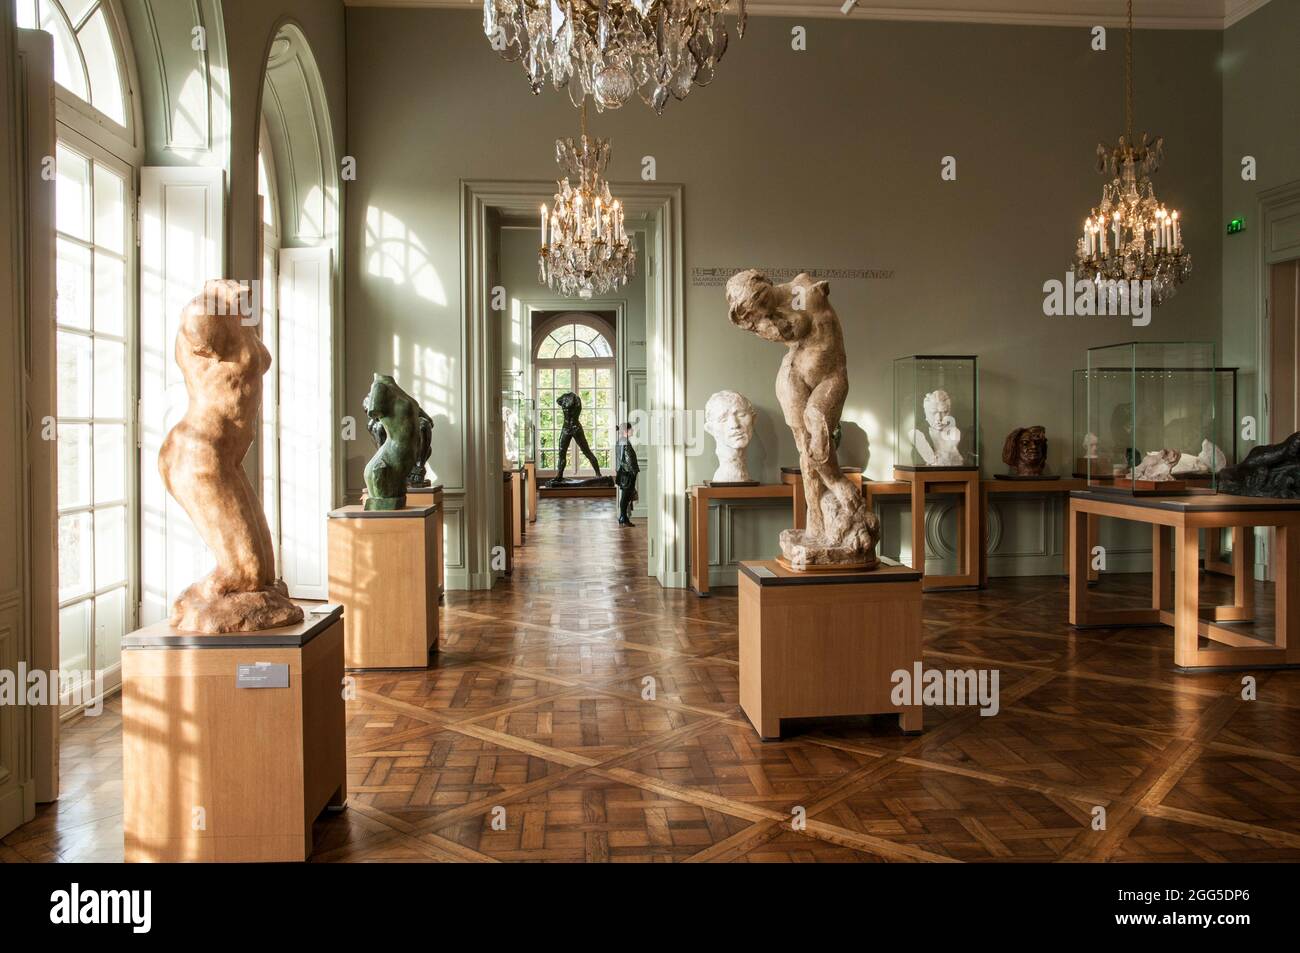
1221,0 -> 1300,439
344,8 -> 1225,579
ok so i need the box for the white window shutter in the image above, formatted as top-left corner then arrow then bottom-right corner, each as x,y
138,167 -> 224,626
277,246 -> 333,599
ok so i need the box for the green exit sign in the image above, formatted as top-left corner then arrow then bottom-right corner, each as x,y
1227,217 -> 1246,234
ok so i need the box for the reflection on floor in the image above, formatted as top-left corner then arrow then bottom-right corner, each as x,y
5,496 -> 1300,862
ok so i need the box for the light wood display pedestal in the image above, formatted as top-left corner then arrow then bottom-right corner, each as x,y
1069,490 -> 1300,671
501,471 -> 515,576
893,466 -> 981,590
738,560 -> 923,739
328,503 -> 439,669
508,467 -> 526,547
121,607 -> 346,862
524,462 -> 538,523
366,483 -> 444,602
688,482 -> 793,595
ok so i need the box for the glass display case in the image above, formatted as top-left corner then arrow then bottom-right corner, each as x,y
500,390 -> 527,469
1074,365 -> 1236,477
520,396 -> 537,465
1085,342 -> 1222,494
893,355 -> 979,469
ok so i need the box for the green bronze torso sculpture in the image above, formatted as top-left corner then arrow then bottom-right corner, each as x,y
362,373 -> 420,510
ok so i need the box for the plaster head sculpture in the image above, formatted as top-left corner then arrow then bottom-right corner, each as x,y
704,390 -> 756,483
909,389 -> 963,466
1082,432 -> 1099,459
362,373 -> 421,509
1002,426 -> 1048,477
157,280 -> 303,634
725,269 -> 879,569
502,404 -> 521,467
1132,448 -> 1181,482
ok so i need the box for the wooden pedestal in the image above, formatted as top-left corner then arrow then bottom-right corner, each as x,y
524,462 -> 538,523
121,607 -> 347,862
894,466 -> 981,590
738,560 -> 923,739
328,504 -> 438,669
368,483 -> 444,602
509,467 -> 526,547
688,482 -> 794,595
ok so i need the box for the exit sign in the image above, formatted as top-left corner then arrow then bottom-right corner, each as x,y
1227,217 -> 1246,234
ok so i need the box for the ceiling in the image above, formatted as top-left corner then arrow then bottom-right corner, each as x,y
342,0 -> 1273,31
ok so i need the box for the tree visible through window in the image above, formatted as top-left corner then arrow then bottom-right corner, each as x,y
534,319 -> 615,475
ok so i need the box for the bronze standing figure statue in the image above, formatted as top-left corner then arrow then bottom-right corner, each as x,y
726,270 -> 880,570
158,280 -> 303,634
547,391 -> 604,486
365,387 -> 434,488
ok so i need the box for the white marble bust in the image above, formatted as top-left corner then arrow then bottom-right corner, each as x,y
704,390 -> 756,483
910,388 -> 963,466
502,404 -> 520,467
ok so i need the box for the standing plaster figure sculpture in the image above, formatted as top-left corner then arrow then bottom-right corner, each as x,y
502,404 -> 521,467
548,391 -> 604,485
158,280 -> 303,634
704,390 -> 756,483
725,269 -> 879,569
910,389 -> 964,466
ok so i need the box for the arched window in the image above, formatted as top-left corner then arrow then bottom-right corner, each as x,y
21,0 -> 139,707
534,315 -> 616,476
16,0 -> 131,129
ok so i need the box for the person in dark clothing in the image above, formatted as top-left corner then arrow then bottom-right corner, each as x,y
614,422 -> 639,526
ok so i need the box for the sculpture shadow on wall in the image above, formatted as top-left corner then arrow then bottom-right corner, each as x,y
838,421 -> 869,471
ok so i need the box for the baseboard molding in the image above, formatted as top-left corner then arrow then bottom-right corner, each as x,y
0,778 -> 34,840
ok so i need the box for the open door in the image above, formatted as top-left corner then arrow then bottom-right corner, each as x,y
276,246 -> 333,599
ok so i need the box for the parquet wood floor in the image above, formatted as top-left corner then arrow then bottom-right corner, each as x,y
6,497 -> 1300,863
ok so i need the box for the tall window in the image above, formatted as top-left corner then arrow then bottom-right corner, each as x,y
22,0 -> 137,703
258,124 -> 282,568
534,317 -> 615,475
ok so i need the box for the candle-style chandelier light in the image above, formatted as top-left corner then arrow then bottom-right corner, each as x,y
539,106 -> 636,299
483,0 -> 746,114
1073,0 -> 1191,308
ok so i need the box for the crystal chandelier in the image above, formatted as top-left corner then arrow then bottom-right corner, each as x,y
483,0 -> 746,114
1073,0 -> 1191,308
539,106 -> 636,299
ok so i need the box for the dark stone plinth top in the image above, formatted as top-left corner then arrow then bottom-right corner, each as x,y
739,558 -> 921,587
1069,490 -> 1300,513
123,604 -> 343,649
329,503 -> 437,519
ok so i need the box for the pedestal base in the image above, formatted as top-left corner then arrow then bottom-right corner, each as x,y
328,504 -> 439,669
121,607 -> 346,862
738,561 -> 923,740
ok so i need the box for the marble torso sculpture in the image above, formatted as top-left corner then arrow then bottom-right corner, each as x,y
726,269 -> 879,569
158,280 -> 303,634
1132,448 -> 1180,482
1217,432 -> 1300,498
704,390 -> 756,483
1171,439 -> 1227,477
910,389 -> 963,466
1002,426 -> 1048,477
502,404 -> 521,467
365,392 -> 434,488
363,373 -> 421,509
548,391 -> 603,484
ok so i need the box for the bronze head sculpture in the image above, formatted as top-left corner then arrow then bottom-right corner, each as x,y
1002,426 -> 1048,477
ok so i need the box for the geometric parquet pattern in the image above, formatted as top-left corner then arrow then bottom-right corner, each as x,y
5,497 -> 1300,863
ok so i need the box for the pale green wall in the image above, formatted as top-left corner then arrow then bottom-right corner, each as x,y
345,9 -> 1223,493
1221,0 -> 1300,442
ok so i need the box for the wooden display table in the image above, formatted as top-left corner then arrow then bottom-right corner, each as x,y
893,466 -> 981,590
780,466 -> 864,530
328,504 -> 439,669
1069,491 -> 1300,671
738,560 -> 923,739
524,461 -> 538,524
981,477 -> 1087,583
501,471 -> 515,576
688,482 -> 793,595
121,606 -> 346,862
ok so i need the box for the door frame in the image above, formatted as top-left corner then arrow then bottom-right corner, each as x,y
1258,180 -> 1300,442
461,180 -> 686,589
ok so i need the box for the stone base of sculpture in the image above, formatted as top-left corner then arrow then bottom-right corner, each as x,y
779,528 -> 879,571
170,577 -> 302,635
545,475 -> 614,489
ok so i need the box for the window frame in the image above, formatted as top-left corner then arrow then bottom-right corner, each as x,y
533,315 -> 617,478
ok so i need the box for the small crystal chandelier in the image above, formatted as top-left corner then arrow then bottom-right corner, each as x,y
483,0 -> 746,114
539,106 -> 636,299
1073,0 -> 1191,308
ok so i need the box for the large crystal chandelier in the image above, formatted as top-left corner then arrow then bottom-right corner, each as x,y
539,106 -> 636,299
1073,0 -> 1191,308
483,0 -> 746,114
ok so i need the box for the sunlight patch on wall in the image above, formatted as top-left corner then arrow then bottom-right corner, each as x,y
364,206 -> 446,305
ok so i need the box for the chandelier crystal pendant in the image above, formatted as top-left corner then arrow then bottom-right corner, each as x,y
539,106 -> 636,299
1073,0 -> 1190,309
483,0 -> 746,114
